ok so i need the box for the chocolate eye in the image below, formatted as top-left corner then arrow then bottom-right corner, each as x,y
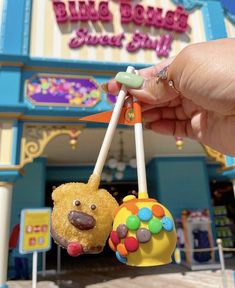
73,200 -> 81,206
90,204 -> 96,210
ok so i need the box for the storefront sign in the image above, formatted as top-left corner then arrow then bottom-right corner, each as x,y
26,74 -> 101,107
52,1 -> 189,58
19,208 -> 51,254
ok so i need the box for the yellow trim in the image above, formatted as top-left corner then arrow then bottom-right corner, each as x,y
203,145 -> 226,167
202,145 -> 235,173
0,165 -> 22,171
0,182 -> 14,187
0,113 -> 93,123
217,164 -> 235,173
0,113 -> 23,119
0,61 -> 24,67
23,65 -> 116,76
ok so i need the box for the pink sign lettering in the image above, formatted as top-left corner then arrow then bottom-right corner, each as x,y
52,1 -> 189,59
69,28 -> 125,48
120,3 -> 188,33
53,0 -> 112,23
127,32 -> 173,57
69,28 -> 173,58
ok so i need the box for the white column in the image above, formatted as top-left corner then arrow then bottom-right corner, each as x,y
0,183 -> 13,288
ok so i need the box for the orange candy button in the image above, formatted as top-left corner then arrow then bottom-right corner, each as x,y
117,243 -> 128,257
152,204 -> 165,218
108,238 -> 117,252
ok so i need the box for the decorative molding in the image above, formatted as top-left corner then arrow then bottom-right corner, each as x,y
203,145 -> 226,167
20,123 -> 84,167
23,65 -> 117,76
0,181 -> 14,187
0,61 -> 24,67
0,165 -> 22,171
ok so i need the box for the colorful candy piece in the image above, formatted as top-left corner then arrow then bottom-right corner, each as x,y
116,224 -> 128,239
123,195 -> 136,202
108,238 -> 116,251
124,237 -> 139,252
67,242 -> 83,257
136,228 -> 151,243
152,204 -> 165,218
138,207 -> 153,221
161,216 -> 174,232
116,251 -> 127,264
148,218 -> 162,234
110,231 -> 120,245
117,243 -> 128,257
126,215 -> 140,230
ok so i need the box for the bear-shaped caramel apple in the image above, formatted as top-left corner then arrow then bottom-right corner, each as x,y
51,174 -> 118,256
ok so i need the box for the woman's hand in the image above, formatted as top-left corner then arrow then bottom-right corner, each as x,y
104,38 -> 235,156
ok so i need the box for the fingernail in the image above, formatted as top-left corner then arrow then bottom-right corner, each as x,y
100,83 -> 108,93
115,72 -> 144,89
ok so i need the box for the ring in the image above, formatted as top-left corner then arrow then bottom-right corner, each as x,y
156,66 -> 169,84
156,66 -> 181,95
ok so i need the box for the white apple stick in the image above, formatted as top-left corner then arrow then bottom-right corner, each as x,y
93,66 -> 135,176
134,70 -> 148,199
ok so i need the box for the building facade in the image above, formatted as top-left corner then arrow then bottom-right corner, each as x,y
0,0 -> 235,287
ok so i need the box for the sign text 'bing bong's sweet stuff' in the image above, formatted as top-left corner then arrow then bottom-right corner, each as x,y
52,1 -> 189,58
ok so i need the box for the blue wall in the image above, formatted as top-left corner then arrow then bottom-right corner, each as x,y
11,157 -> 47,229
147,156 -> 213,219
9,158 -> 46,274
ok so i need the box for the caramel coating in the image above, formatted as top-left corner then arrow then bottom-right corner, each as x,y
51,174 -> 118,253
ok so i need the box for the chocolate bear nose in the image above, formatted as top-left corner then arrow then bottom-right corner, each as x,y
68,211 -> 96,230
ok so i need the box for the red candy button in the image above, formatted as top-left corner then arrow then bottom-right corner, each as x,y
124,237 -> 139,252
152,204 -> 165,218
67,242 -> 83,257
110,231 -> 120,245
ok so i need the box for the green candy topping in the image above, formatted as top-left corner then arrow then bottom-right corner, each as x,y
148,218 -> 162,234
126,215 -> 140,230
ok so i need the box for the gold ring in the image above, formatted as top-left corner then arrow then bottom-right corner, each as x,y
156,66 -> 181,95
156,66 -> 169,84
168,80 -> 180,95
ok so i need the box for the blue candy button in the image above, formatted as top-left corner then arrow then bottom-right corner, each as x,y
138,207 -> 153,222
116,251 -> 127,264
161,216 -> 174,231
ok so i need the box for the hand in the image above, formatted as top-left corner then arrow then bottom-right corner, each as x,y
105,38 -> 235,156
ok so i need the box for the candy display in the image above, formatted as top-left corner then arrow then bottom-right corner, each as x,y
51,174 -> 118,256
26,74 -> 101,107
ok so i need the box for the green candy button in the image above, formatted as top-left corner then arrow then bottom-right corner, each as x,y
115,72 -> 144,89
148,218 -> 162,234
126,215 -> 140,230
